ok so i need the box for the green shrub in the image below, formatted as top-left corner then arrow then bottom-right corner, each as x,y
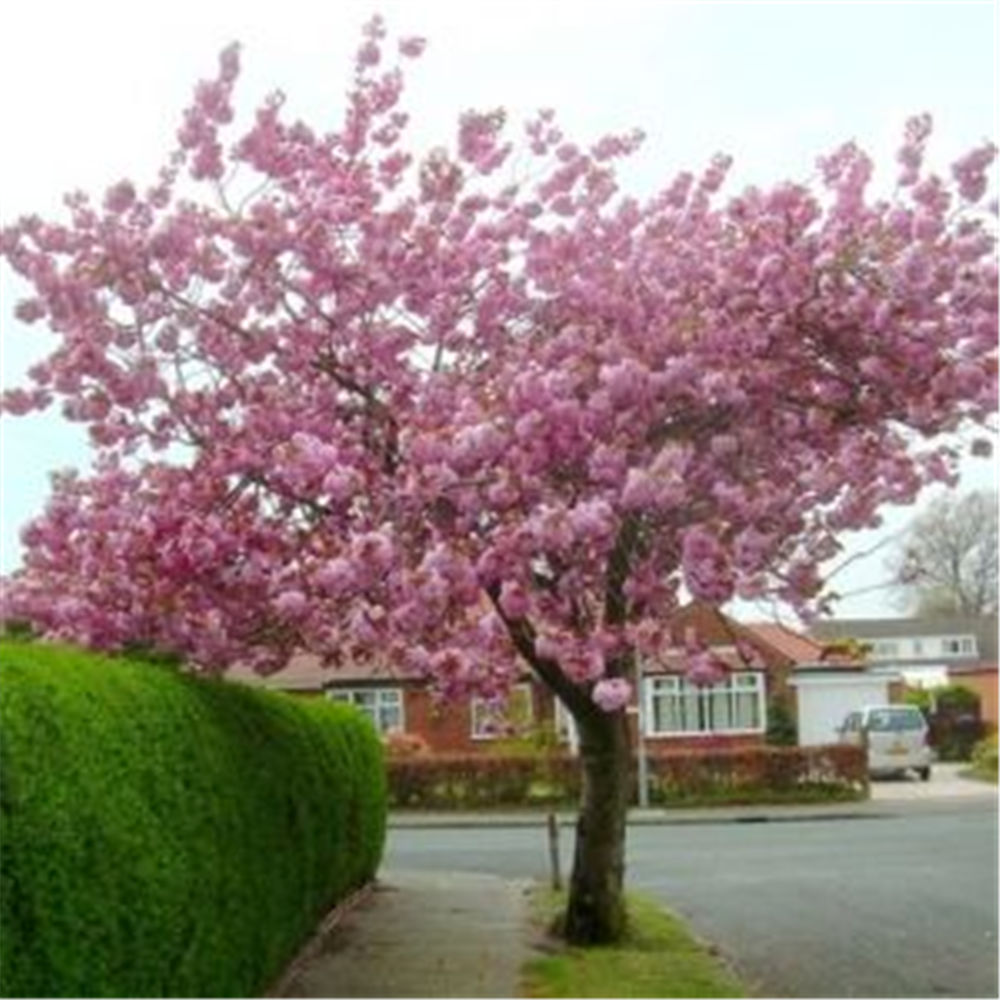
765,698 -> 798,746
907,684 -> 984,761
970,734 -> 998,781
389,754 -> 581,809
0,641 -> 387,998
647,745 -> 867,806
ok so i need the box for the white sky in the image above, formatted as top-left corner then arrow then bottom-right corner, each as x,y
0,0 -> 996,620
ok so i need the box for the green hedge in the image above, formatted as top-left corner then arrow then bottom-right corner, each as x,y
0,641 -> 387,998
648,744 -> 868,806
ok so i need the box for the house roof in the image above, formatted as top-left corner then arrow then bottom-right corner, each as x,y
742,622 -> 824,665
226,602 -> 812,693
226,653 -> 406,691
810,615 -> 999,662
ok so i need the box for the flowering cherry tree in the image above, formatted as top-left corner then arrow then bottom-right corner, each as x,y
2,20 -> 996,942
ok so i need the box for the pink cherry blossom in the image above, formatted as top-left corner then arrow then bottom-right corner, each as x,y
686,651 -> 728,688
0,25 -> 995,731
592,678 -> 633,713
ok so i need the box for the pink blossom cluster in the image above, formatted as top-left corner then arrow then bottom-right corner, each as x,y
1,24 -> 996,714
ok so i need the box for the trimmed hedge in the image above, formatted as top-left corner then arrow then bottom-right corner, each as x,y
648,744 -> 868,805
387,745 -> 868,810
390,754 -> 581,809
0,641 -> 387,998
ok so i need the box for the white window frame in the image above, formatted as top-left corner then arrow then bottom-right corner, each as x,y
327,687 -> 405,735
470,684 -> 535,741
937,635 -> 977,656
554,698 -> 580,753
644,672 -> 766,738
869,640 -> 901,661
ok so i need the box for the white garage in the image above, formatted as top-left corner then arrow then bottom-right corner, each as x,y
790,665 -> 899,746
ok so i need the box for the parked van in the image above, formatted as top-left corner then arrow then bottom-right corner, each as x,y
839,705 -> 932,780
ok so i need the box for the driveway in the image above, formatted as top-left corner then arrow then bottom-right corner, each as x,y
870,762 -> 998,803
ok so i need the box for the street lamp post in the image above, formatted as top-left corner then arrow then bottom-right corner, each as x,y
634,655 -> 650,808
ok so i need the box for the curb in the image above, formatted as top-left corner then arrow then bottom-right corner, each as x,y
265,882 -> 375,998
388,808 -> 885,830
387,796 -> 996,830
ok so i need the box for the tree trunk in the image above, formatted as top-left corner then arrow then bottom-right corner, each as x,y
563,706 -> 631,945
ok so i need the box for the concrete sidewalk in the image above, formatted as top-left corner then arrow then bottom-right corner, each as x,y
275,871 -> 534,998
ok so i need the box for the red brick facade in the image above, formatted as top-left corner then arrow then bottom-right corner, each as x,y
235,603 -> 821,756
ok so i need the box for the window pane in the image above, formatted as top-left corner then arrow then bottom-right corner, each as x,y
327,689 -> 404,735
710,688 -> 732,731
681,687 -> 701,733
733,691 -> 759,729
378,703 -> 403,733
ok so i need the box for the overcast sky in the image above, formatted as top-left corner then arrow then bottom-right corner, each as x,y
0,0 -> 996,620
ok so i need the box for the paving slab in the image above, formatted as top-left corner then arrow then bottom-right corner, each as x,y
276,870 -> 534,998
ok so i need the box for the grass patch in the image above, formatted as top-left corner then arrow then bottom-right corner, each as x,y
523,890 -> 747,998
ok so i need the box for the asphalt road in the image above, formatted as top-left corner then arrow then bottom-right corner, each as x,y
384,801 -> 998,998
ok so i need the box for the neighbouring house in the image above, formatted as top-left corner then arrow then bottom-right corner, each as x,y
809,615 -> 999,730
228,603 -> 825,754
740,620 -> 895,747
809,615 -> 997,685
743,620 -> 906,747
788,652 -> 902,747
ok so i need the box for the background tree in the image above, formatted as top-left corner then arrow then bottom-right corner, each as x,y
891,490 -> 998,617
1,20 -> 997,944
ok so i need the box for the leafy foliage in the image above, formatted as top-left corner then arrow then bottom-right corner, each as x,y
0,641 -> 386,998
765,697 -> 799,746
970,734 -> 998,781
649,744 -> 866,805
387,745 -> 866,809
905,683 -> 983,760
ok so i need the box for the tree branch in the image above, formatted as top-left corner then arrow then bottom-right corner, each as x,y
485,583 -> 595,720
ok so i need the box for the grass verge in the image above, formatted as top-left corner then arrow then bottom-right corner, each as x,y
523,890 -> 747,998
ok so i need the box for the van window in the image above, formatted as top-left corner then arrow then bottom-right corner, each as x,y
865,708 -> 924,732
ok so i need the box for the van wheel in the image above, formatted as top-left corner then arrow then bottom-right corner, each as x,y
918,767 -> 931,782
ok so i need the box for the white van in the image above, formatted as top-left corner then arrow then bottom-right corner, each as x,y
839,705 -> 932,780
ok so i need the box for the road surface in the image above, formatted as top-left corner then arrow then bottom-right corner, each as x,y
385,800 -> 997,998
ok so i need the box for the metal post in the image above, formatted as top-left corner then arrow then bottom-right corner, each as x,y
546,811 -> 562,891
635,656 -> 650,808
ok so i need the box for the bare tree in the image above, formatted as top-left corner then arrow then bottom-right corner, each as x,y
890,490 -> 998,617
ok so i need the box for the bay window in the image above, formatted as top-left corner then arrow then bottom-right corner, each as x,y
646,673 -> 765,736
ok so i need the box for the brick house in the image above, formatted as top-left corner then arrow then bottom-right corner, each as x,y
229,604 -> 822,754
